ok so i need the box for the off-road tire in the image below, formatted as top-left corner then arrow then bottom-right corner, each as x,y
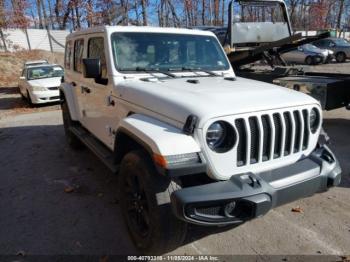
118,150 -> 187,255
335,52 -> 346,63
61,98 -> 84,149
305,56 -> 314,65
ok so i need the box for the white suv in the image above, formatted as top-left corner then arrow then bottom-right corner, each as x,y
60,26 -> 341,254
19,63 -> 63,105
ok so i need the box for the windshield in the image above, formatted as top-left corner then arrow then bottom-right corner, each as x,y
111,33 -> 230,72
27,66 -> 64,80
333,38 -> 350,47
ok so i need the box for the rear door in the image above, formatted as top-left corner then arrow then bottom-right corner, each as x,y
63,39 -> 85,121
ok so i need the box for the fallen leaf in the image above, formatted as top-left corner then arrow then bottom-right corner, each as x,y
291,206 -> 303,213
64,187 -> 75,193
97,193 -> 104,197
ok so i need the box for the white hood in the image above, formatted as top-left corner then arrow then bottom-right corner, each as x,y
118,76 -> 319,127
28,77 -> 61,88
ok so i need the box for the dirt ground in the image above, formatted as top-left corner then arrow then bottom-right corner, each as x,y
0,60 -> 349,258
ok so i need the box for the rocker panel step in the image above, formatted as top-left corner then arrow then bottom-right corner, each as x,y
69,126 -> 119,173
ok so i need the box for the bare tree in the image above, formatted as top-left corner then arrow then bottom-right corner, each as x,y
37,0 -> 44,28
336,0 -> 345,35
0,0 -> 7,51
140,0 -> 148,25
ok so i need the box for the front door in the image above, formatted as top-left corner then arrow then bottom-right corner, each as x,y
80,36 -> 119,148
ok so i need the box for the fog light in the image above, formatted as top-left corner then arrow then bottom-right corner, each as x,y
224,201 -> 236,217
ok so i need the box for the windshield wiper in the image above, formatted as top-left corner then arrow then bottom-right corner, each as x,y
134,67 -> 176,78
178,67 -> 220,77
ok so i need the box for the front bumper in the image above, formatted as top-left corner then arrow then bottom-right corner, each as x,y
30,90 -> 60,104
171,145 -> 341,226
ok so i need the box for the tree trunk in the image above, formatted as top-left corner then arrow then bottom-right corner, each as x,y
47,0 -> 55,29
75,4 -> 81,29
61,0 -> 72,30
71,8 -> 75,29
213,0 -> 219,25
336,0 -> 344,36
167,0 -> 179,27
140,0 -> 148,25
87,0 -> 93,27
55,0 -> 61,28
41,0 -> 53,52
221,0 -> 224,25
41,0 -> 49,29
120,0 -> 129,25
202,0 -> 205,25
37,0 -> 44,29
0,28 -> 7,52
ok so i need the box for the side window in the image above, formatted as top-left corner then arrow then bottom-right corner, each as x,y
74,39 -> 84,73
65,41 -> 72,69
88,37 -> 107,79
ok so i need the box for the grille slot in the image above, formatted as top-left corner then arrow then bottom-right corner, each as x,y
235,119 -> 247,167
249,117 -> 260,164
261,115 -> 271,161
234,109 -> 311,168
293,111 -> 302,152
273,113 -> 282,159
302,110 -> 309,149
283,112 -> 292,156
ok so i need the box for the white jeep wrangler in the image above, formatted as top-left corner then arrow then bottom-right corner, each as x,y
60,26 -> 341,254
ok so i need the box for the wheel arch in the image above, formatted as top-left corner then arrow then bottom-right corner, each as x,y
113,114 -> 202,168
59,83 -> 79,121
114,127 -> 154,165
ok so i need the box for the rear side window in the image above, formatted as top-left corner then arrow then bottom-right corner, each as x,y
74,39 -> 84,73
64,41 -> 72,69
88,37 -> 107,79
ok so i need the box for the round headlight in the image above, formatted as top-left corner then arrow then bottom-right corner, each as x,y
309,108 -> 320,133
206,121 -> 236,153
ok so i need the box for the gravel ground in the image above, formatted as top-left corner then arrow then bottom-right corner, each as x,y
0,70 -> 349,258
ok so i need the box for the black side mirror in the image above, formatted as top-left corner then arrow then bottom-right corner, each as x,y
83,58 -> 101,79
61,76 -> 65,83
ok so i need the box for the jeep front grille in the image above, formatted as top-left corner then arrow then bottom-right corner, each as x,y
235,109 -> 310,167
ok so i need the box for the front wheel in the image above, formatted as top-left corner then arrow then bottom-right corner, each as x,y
26,90 -> 34,106
335,52 -> 346,63
305,56 -> 314,65
118,150 -> 187,254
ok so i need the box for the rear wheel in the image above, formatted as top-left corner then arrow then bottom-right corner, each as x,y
335,52 -> 346,63
305,56 -> 314,65
118,150 -> 187,254
61,98 -> 84,149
